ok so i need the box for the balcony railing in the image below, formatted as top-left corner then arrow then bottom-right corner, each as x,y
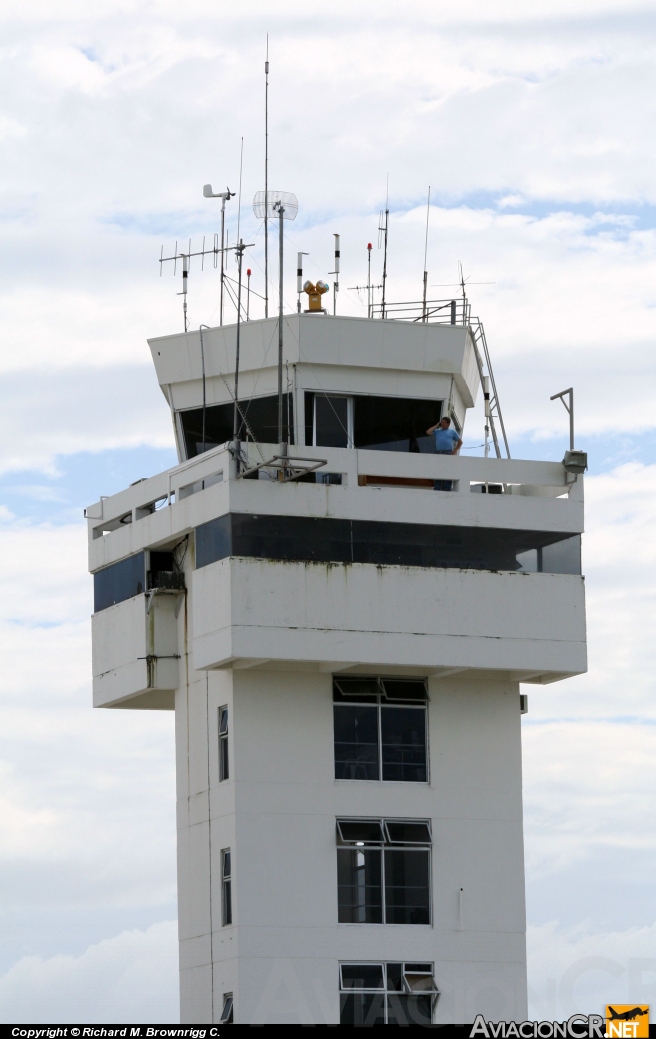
86,442 -> 580,545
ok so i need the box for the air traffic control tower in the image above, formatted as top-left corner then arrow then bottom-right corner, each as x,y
87,301 -> 586,1026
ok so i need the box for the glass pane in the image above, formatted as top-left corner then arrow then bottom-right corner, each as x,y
315,395 -> 349,448
219,735 -> 229,782
333,677 -> 380,701
381,707 -> 427,783
541,534 -> 581,575
404,963 -> 433,973
334,705 -> 380,780
387,994 -> 432,1026
353,395 -> 441,453
337,819 -> 385,844
337,848 -> 383,923
219,707 -> 229,734
384,849 -> 430,924
340,993 -> 386,1025
94,552 -> 146,612
222,850 -> 230,878
380,679 -> 428,702
340,964 -> 384,989
386,962 -> 403,991
516,548 -> 538,572
222,878 -> 232,926
385,821 -> 431,845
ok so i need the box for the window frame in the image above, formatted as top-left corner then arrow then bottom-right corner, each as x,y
218,705 -> 229,782
219,993 -> 233,1023
333,677 -> 429,784
336,817 -> 432,926
221,848 -> 232,927
339,961 -> 439,1025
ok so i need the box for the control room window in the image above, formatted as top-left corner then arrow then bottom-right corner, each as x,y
221,849 -> 232,926
304,392 -> 442,452
218,706 -> 229,782
336,818 -> 431,925
340,962 -> 438,1025
333,677 -> 428,782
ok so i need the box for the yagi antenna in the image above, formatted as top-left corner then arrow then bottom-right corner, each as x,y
159,233 -> 249,332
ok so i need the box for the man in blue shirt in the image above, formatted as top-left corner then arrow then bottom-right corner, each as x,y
426,416 -> 462,490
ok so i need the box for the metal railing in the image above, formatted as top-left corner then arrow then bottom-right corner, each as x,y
371,297 -> 470,325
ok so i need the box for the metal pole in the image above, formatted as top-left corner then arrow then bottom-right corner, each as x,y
220,197 -> 226,326
264,46 -> 269,319
277,204 -> 285,446
550,387 -> 574,450
233,241 -> 245,440
246,268 -> 251,321
422,186 -> 430,322
483,375 -> 490,459
182,254 -> 188,331
367,243 -> 372,319
199,324 -> 209,454
381,207 -> 388,319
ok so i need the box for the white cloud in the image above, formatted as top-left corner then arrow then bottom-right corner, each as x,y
528,920 -> 656,1019
0,921 -> 179,1024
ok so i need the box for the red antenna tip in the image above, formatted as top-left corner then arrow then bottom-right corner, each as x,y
367,242 -> 372,250
247,269 -> 251,276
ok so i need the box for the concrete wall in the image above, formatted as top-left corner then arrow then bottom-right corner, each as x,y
175,667 -> 527,1024
192,557 -> 587,679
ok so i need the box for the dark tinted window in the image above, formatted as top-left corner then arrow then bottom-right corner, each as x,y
194,513 -> 582,575
337,819 -> 385,843
354,395 -> 441,453
337,848 -> 383,923
381,707 -> 427,782
314,395 -> 349,448
385,822 -> 432,845
334,706 -> 379,780
94,553 -> 145,612
384,849 -> 430,924
341,964 -> 384,990
180,393 -> 294,458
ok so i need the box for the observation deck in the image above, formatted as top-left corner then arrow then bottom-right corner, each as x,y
87,440 -> 586,710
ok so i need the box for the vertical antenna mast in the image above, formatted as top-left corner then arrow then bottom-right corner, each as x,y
297,252 -> 308,313
422,186 -> 431,322
264,37 -> 269,319
276,201 -> 285,446
181,253 -> 189,331
367,243 -> 372,318
331,234 -> 340,315
378,176 -> 389,319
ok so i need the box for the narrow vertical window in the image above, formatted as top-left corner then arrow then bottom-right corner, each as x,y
220,993 -> 233,1023
219,706 -> 229,781
221,848 -> 232,926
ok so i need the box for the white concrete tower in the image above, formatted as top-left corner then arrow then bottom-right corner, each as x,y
87,310 -> 586,1026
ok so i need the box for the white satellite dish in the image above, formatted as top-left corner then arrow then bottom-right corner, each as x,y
253,190 -> 298,221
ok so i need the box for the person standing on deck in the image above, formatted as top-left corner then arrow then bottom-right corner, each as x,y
426,416 -> 462,490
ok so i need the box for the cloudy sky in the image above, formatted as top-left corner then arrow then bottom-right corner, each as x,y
1,0 -> 655,1023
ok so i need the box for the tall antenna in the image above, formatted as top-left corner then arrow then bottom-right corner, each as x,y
367,242 -> 372,318
329,234 -> 340,315
181,253 -> 189,331
203,183 -> 235,325
253,190 -> 298,448
378,177 -> 389,319
422,186 -> 431,322
264,37 -> 270,319
246,268 -> 251,320
233,238 -> 255,442
237,137 -> 244,243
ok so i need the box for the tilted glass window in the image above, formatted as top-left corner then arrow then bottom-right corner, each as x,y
218,706 -> 229,782
333,677 -> 428,783
339,962 -> 438,1025
336,818 -> 431,925
221,848 -> 232,926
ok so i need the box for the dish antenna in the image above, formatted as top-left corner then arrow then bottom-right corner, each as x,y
252,190 -> 298,449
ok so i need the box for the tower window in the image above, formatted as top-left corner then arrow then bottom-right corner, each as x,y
221,849 -> 232,926
218,706 -> 229,782
339,962 -> 438,1025
336,818 -> 431,925
333,677 -> 428,783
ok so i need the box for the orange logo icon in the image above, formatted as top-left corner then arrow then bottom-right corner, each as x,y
605,1005 -> 649,1038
